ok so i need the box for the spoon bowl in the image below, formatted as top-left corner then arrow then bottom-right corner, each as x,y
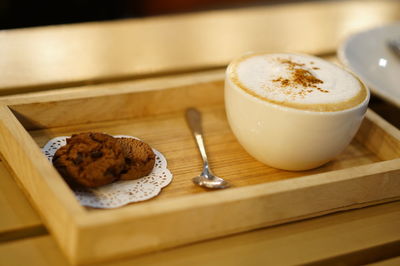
192,174 -> 230,189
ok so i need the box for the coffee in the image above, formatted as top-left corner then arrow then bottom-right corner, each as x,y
228,53 -> 367,112
225,52 -> 369,170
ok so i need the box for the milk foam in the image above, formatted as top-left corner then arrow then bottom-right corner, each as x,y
230,53 -> 366,111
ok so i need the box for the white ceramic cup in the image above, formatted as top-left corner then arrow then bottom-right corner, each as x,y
225,53 -> 370,170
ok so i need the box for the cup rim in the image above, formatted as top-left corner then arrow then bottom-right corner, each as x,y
226,52 -> 370,115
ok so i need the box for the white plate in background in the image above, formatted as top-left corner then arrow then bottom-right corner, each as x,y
338,23 -> 400,108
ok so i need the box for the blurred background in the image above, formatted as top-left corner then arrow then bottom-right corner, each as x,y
0,0 -> 309,29
0,0 -> 399,125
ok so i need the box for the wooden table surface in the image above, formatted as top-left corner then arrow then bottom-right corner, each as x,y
1,0 -> 400,265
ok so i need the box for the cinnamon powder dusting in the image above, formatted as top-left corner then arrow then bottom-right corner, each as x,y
272,59 -> 328,98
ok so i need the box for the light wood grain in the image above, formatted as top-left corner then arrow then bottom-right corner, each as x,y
356,109 -> 400,160
0,70 -> 222,242
0,59 -> 385,253
3,72 -> 395,201
29,105 -> 382,200
0,156 -> 44,241
0,201 -> 399,266
0,0 -> 398,94
0,74 -> 399,264
0,105 -> 85,259
6,71 -> 225,130
370,256 -> 400,266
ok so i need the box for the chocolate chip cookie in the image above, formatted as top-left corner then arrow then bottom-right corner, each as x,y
52,132 -> 125,188
117,138 -> 155,180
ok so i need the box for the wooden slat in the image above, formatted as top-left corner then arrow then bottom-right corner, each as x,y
0,0 -> 399,94
0,68 -> 398,264
0,70 -> 224,241
0,66 -> 316,241
0,70 -> 220,239
356,110 -> 400,160
0,157 -> 44,241
26,106 -> 383,199
0,201 -> 399,266
370,256 -> 400,266
1,67 -> 399,264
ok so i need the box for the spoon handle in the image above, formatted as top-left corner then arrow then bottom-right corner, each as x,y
185,108 -> 209,165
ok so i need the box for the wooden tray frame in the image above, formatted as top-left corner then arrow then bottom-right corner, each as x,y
0,73 -> 399,265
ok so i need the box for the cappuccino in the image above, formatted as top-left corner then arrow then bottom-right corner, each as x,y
229,53 -> 367,112
225,53 -> 369,170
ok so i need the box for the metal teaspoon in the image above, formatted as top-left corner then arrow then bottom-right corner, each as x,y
185,108 -> 230,189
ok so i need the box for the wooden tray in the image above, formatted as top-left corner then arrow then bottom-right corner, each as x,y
0,73 -> 399,265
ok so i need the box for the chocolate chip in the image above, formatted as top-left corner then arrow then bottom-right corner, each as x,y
105,167 -> 118,178
91,151 -> 103,158
125,157 -> 132,164
73,152 -> 83,165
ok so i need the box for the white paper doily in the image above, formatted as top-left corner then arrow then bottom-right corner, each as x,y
42,135 -> 172,208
